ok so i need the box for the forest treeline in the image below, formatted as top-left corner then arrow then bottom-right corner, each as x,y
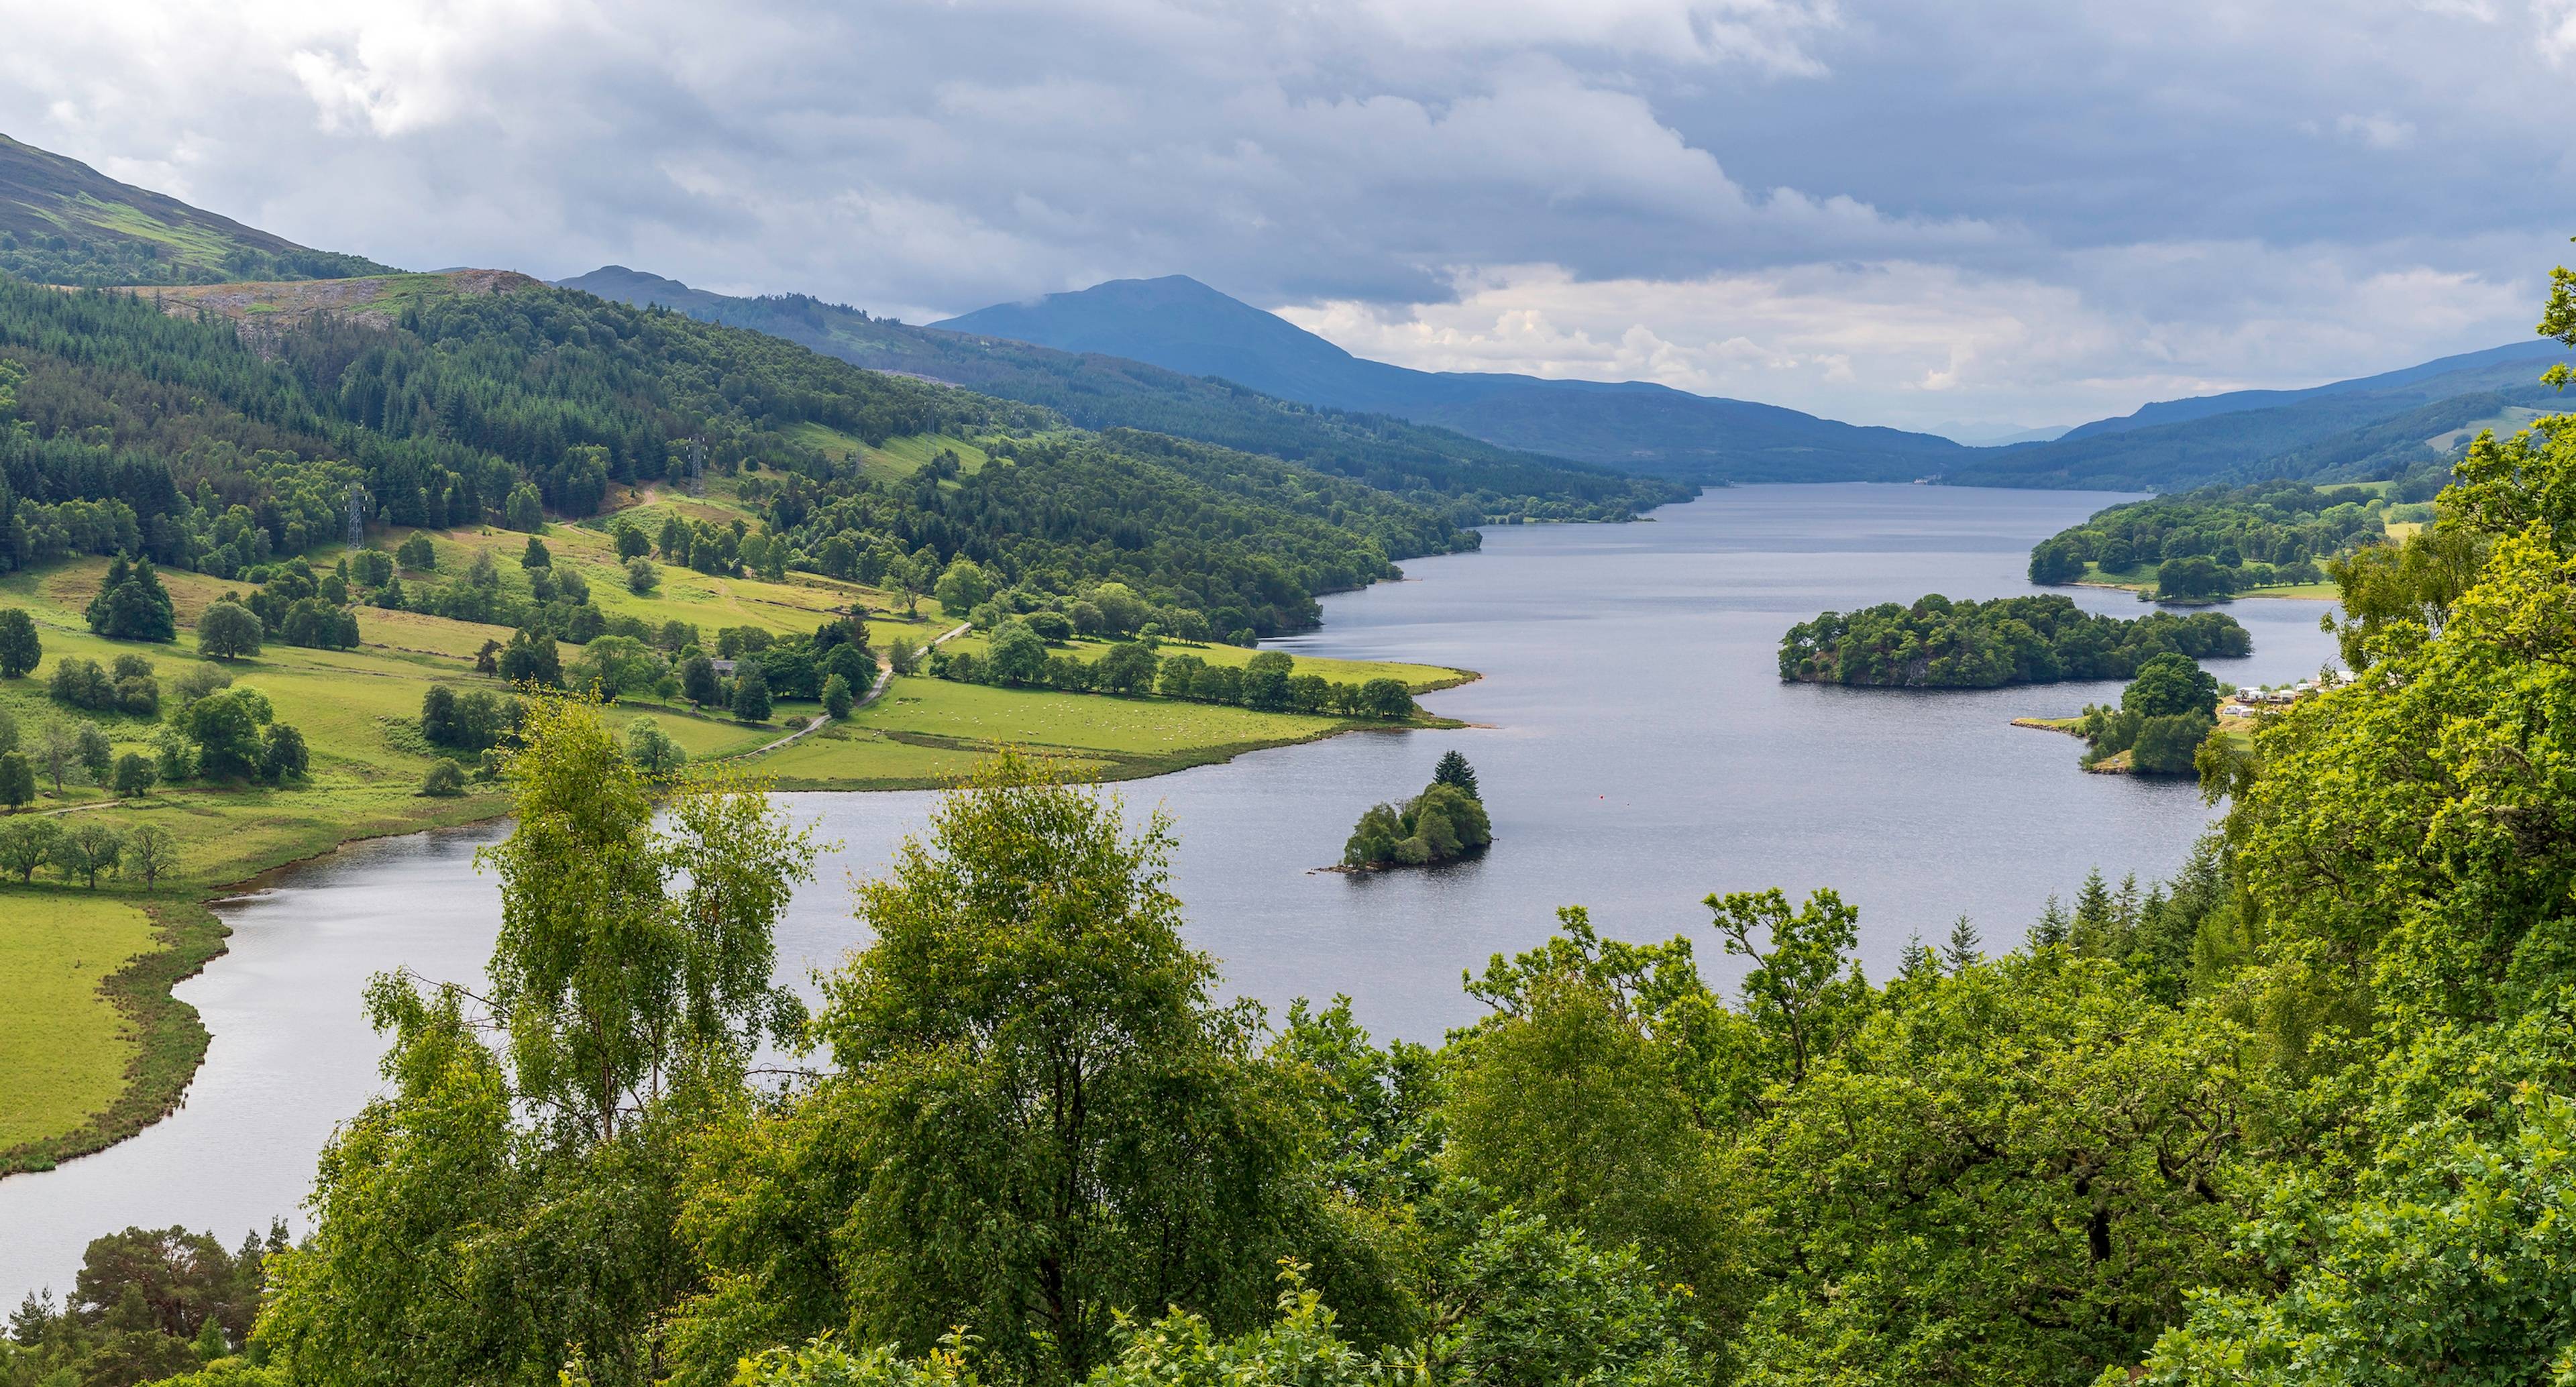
0,275 -> 1505,639
1777,593 -> 2251,687
19,335 -> 2576,1382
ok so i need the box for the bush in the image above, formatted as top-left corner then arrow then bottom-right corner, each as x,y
625,557 -> 659,594
421,759 -> 468,797
396,533 -> 437,569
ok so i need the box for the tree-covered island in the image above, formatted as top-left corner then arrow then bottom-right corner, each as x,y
1340,749 -> 1489,867
1778,594 -> 2250,688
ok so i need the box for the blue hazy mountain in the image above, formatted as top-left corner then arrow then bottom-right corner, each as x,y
933,275 -> 1966,484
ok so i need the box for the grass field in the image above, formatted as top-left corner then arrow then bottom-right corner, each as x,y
0,516 -> 1479,1172
0,897 -> 158,1151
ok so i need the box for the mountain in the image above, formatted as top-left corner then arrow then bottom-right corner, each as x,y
932,275 -> 1966,484
1943,339 -> 2575,492
0,131 -> 396,286
2053,340 -> 2567,443
557,266 -> 1686,520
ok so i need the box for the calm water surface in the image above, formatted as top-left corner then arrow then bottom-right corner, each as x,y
0,484 -> 2342,1300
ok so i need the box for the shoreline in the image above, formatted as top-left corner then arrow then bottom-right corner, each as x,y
0,685 -> 1479,1182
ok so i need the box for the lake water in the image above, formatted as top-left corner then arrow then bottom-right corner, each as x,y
0,484 -> 2343,1302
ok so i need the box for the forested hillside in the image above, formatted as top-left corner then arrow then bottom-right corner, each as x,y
558,266 -> 1686,522
0,273 -> 1479,639
0,133 -> 394,287
1947,340 -> 2570,490
2026,480 -> 2402,598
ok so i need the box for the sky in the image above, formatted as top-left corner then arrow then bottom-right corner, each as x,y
1,0 -> 2571,439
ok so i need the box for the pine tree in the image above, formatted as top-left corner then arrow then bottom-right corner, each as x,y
1432,749 -> 1481,800
1943,916 -> 1982,975
1899,930 -> 1939,981
2029,895 -> 2071,950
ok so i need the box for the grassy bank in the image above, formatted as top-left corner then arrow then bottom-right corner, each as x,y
0,523 -> 1472,1176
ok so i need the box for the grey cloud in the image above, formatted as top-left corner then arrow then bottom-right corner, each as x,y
0,0 -> 2563,429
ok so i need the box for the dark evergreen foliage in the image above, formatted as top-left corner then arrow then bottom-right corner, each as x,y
1778,594 -> 2251,687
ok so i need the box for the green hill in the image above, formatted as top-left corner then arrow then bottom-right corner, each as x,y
556,266 -> 1688,521
0,132 -> 396,286
0,270 -> 1475,640
1946,341 -> 2573,491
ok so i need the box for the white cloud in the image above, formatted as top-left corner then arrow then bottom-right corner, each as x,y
0,0 -> 2563,431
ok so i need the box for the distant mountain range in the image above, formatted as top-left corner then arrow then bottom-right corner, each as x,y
6,123 -> 2567,500
556,266 -> 1686,519
932,276 -> 1968,484
1945,339 -> 2571,490
0,131 -> 394,286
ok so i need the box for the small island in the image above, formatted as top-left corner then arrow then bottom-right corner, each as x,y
1778,594 -> 2249,688
1340,750 -> 1491,869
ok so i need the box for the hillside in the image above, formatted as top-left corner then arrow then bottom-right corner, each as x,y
0,271 -> 1477,641
929,274 -> 1968,484
0,133 -> 395,286
556,266 -> 1686,521
1947,339 -> 2573,490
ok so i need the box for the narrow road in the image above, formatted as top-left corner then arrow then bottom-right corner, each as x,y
735,622 -> 967,760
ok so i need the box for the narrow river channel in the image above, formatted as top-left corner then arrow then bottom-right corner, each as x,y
0,484 -> 2344,1301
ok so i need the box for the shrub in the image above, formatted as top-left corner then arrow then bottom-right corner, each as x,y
396,533 -> 437,569
421,759 -> 468,797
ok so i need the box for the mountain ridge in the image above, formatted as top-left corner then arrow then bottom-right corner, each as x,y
931,274 -> 1967,484
0,131 -> 396,286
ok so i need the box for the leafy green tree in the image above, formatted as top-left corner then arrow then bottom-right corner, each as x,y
729,664 -> 772,722
182,687 -> 274,781
623,717 -> 684,777
1432,750 -> 1479,799
87,555 -> 177,642
932,557 -> 995,616
497,628 -> 561,687
521,536 -> 551,569
2153,553 -> 2233,600
1731,954 -> 2255,1385
679,653 -> 720,706
1357,678 -> 1413,720
0,815 -> 58,877
1705,887 -> 1868,1086
667,755 -> 1381,1385
2122,652 -> 2219,718
1444,964 -> 1733,1318
196,599 -> 264,660
1240,651 -> 1294,711
1095,642 -> 1157,695
351,549 -> 394,587
262,723 -> 310,783
983,620 -> 1046,685
2027,538 -> 2085,585
123,823 -> 180,889
502,482 -> 545,532
821,673 -> 853,719
74,720 -> 112,783
1342,803 -> 1405,868
480,699 -> 817,1143
396,533 -> 437,569
419,759 -> 468,797
113,751 -> 157,797
625,556 -> 659,594
0,750 -> 32,811
0,606 -> 39,677
51,819 -> 122,887
612,521 -> 650,561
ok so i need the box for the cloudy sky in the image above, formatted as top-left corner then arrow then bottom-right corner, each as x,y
3,0 -> 2571,437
